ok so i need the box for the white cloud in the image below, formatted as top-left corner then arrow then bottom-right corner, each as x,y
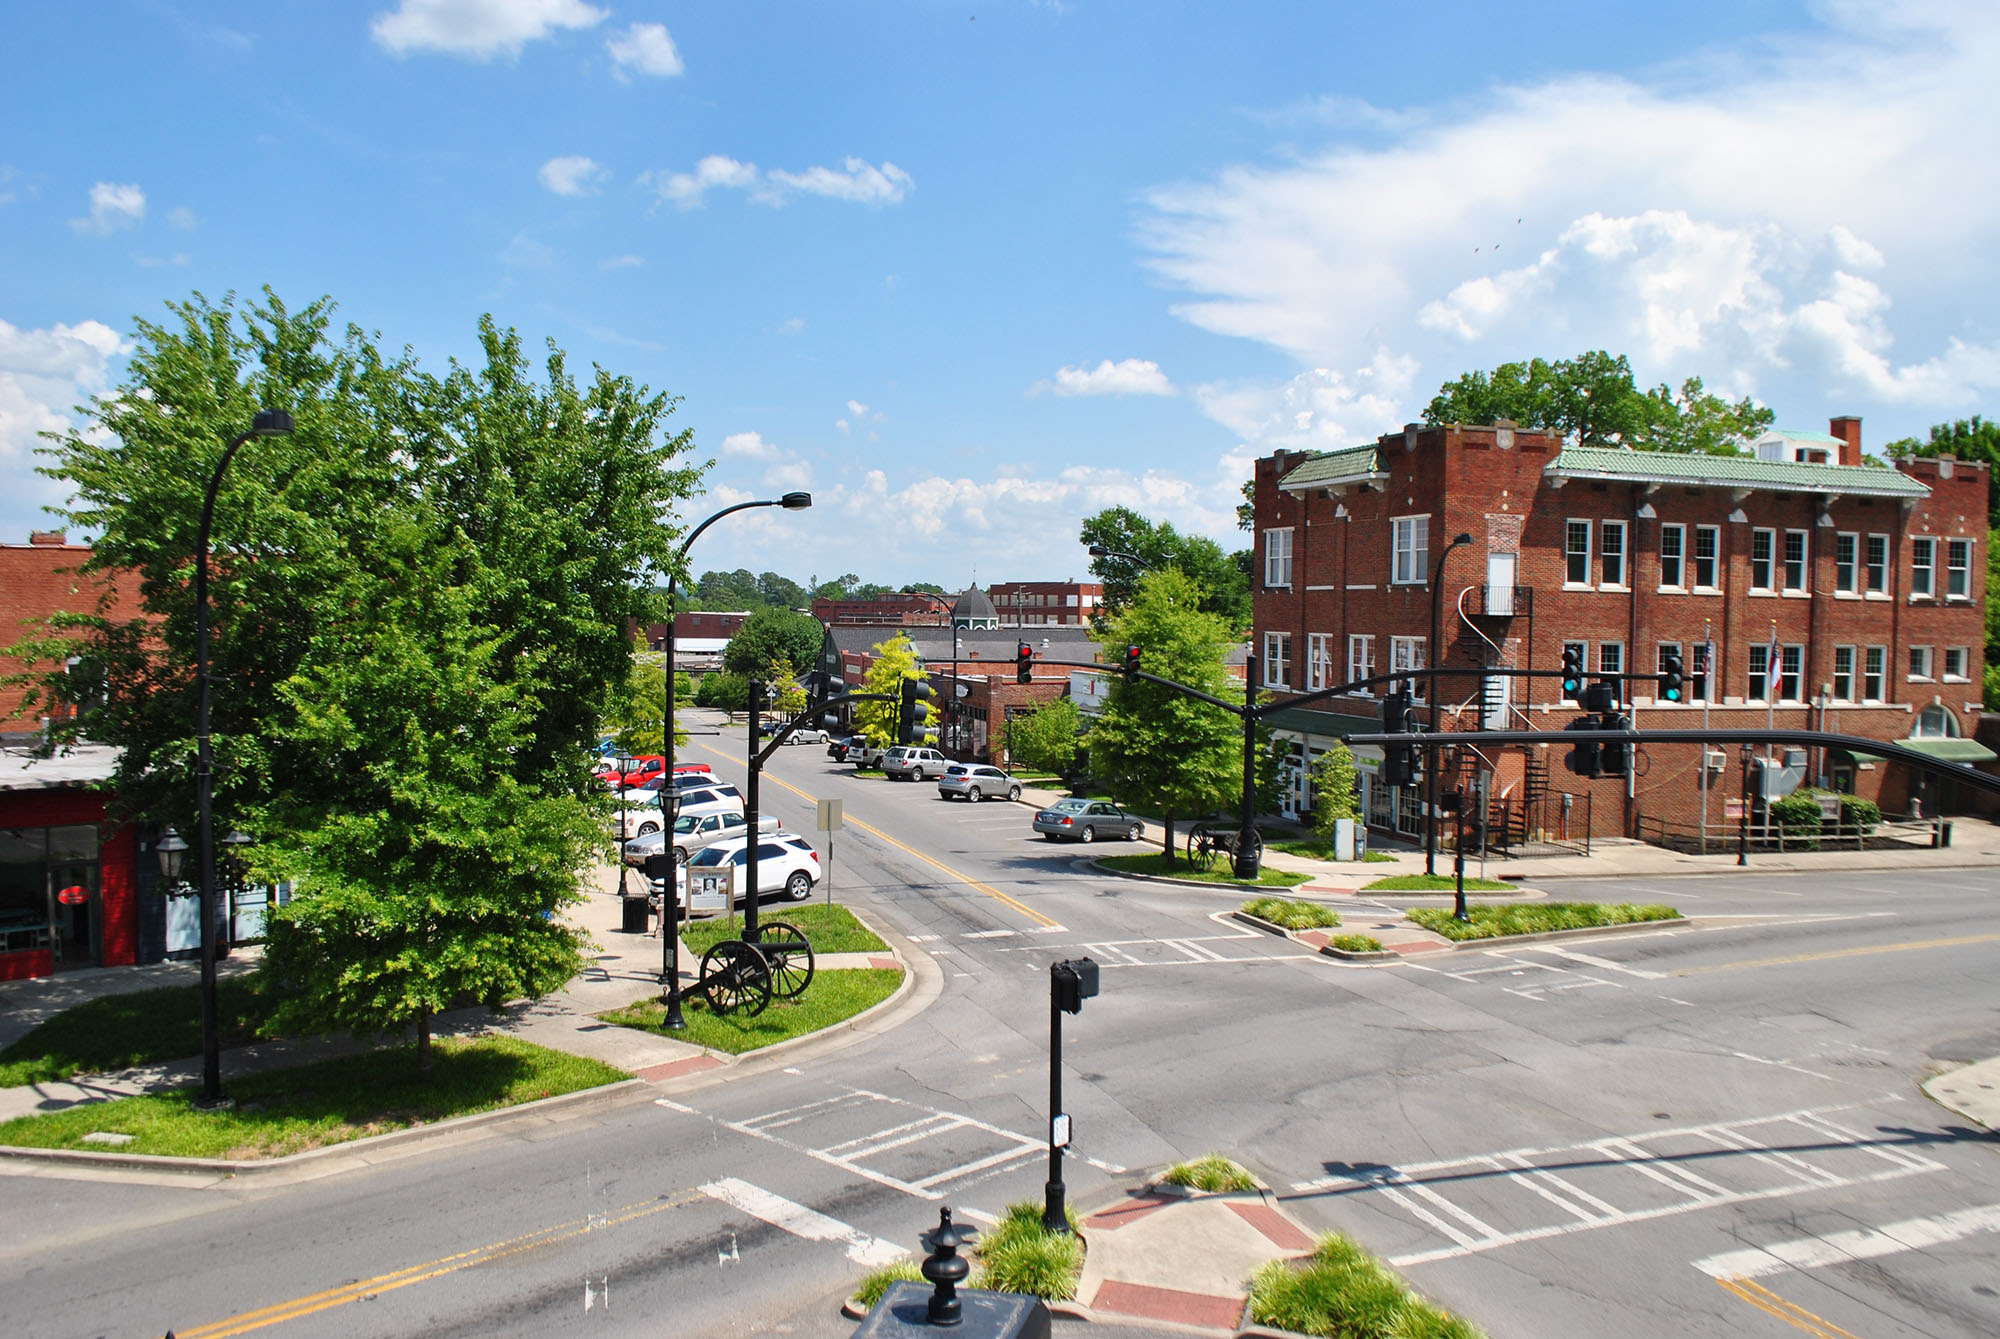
167,206 -> 197,230
606,21 -> 682,78
539,154 -> 608,196
1033,358 -> 1176,397
0,318 -> 126,538
370,0 -> 606,60
721,430 -> 782,461
1195,356 -> 1416,450
599,253 -> 644,270
69,182 -> 145,236
715,431 -> 814,493
1138,5 -> 2000,422
650,156 -> 914,209
765,158 -> 914,205
655,155 -> 758,208
847,400 -> 870,417
777,316 -> 805,336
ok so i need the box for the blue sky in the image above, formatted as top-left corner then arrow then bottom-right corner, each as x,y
4,1 -> 1997,589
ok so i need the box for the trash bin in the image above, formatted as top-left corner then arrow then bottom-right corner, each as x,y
1936,821 -> 1954,849
621,895 -> 650,934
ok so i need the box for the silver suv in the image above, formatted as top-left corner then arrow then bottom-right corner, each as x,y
938,764 -> 1022,802
881,746 -> 947,781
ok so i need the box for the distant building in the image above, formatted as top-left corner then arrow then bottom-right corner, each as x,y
812,591 -> 953,626
988,579 -> 1102,627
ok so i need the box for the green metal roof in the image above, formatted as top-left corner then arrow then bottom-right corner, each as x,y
1549,446 -> 1927,498
1262,705 -> 1383,738
1896,736 -> 1998,764
1277,444 -> 1383,491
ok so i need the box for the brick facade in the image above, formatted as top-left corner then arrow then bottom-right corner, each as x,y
987,580 -> 1103,627
1251,421 -> 1990,843
0,534 -> 143,735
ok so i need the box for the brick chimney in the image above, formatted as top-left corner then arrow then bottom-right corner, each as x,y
27,530 -> 67,546
1829,416 -> 1862,467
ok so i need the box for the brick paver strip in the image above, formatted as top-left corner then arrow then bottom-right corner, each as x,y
1295,930 -> 1330,949
1226,1201 -> 1315,1252
1388,940 -> 1450,955
868,956 -> 900,970
1082,1195 -> 1172,1231
1090,1280 -> 1244,1329
635,1054 -> 725,1082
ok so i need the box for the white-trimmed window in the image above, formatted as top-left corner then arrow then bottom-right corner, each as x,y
1832,645 -> 1855,702
1264,632 -> 1292,688
1390,635 -> 1426,702
1658,524 -> 1685,589
1598,641 -> 1623,677
1777,644 -> 1804,702
1306,633 -> 1333,691
1911,537 -> 1935,597
1783,530 -> 1808,593
1943,646 -> 1969,682
1748,646 -> 1773,702
1863,646 -> 1886,702
1565,520 -> 1592,585
1347,635 -> 1376,694
1750,528 -> 1776,591
1908,645 -> 1933,681
1865,533 -> 1889,594
1600,520 -> 1627,587
1391,515 -> 1429,585
1693,525 -> 1720,589
1834,532 -> 1858,594
1946,539 -> 1971,599
1264,527 -> 1294,588
1689,641 -> 1712,704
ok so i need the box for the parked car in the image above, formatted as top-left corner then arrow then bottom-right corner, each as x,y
683,832 -> 822,902
827,734 -> 864,761
882,746 -> 948,781
615,781 -> 744,837
601,755 -> 665,790
623,811 -> 779,868
786,726 -> 829,745
837,737 -> 887,767
1032,798 -> 1145,843
938,764 -> 1022,803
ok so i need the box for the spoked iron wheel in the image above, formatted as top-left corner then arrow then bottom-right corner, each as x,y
753,921 -> 816,1000
699,940 -> 773,1017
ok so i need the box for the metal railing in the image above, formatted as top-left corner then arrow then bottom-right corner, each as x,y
1635,814 -> 1946,854
1473,584 -> 1533,618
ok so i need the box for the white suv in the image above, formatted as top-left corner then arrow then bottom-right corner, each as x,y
683,832 -> 822,903
881,746 -> 947,781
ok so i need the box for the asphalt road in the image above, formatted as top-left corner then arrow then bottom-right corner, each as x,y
5,720 -> 1997,1338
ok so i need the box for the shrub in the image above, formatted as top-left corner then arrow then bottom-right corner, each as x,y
1839,793 -> 1881,833
1250,1233 -> 1483,1338
1327,934 -> 1384,954
1162,1153 -> 1259,1192
973,1200 -> 1083,1301
1241,897 -> 1341,930
1768,790 -> 1824,850
1310,743 -> 1360,834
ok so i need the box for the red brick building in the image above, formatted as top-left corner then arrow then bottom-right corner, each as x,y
1,532 -> 143,735
811,591 -> 953,626
1249,419 -> 1991,844
987,580 -> 1104,627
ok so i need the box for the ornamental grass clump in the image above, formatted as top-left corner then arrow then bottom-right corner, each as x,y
1241,897 -> 1341,931
1162,1153 -> 1259,1192
1326,933 -> 1384,954
973,1200 -> 1083,1301
1249,1232 -> 1484,1338
852,1259 -> 923,1309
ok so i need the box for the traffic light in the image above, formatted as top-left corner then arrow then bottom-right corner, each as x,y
1016,641 -> 1034,685
1122,644 -> 1141,684
1583,680 -> 1618,713
898,676 -> 936,745
819,673 -> 845,728
1660,650 -> 1684,704
1381,686 -> 1417,788
1563,714 -> 1602,778
1600,712 -> 1631,778
1561,645 -> 1585,703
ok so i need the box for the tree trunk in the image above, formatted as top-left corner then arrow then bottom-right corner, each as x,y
1162,811 -> 1176,865
417,1006 -> 433,1082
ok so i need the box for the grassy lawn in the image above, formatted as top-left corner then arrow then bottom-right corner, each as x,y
1240,897 -> 1341,930
1251,1232 -> 1483,1338
1406,903 -> 1680,941
601,968 -> 901,1055
0,1037 -> 625,1159
1266,835 -> 1338,859
1362,873 -> 1515,893
678,904 -> 888,959
0,976 -> 277,1087
1094,853 -> 1311,888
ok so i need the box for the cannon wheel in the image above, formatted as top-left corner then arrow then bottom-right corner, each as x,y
700,940 -> 773,1017
753,921 -> 816,1000
1186,823 -> 1218,872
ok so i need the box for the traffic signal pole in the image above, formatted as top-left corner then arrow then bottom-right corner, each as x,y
1235,654 -> 1261,880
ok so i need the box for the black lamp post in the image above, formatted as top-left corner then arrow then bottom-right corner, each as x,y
194,407 -> 294,1108
1425,533 -> 1475,877
659,492 -> 811,1027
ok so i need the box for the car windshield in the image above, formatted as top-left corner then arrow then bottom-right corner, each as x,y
688,845 -> 738,866
1045,799 -> 1089,814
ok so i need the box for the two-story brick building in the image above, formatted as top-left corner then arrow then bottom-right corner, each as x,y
1249,418 -> 1991,845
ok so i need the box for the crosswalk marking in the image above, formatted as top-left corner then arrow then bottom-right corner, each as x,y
700,1177 -> 906,1267
1694,1202 -> 2000,1280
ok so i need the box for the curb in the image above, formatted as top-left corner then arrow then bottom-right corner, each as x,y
1231,909 -> 1419,964
1427,914 -> 1688,951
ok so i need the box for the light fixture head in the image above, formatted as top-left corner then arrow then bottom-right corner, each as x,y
779,491 -> 812,510
251,408 -> 295,437
156,827 -> 188,881
1453,533 -> 1474,546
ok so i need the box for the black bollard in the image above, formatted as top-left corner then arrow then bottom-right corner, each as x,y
921,1207 -> 976,1325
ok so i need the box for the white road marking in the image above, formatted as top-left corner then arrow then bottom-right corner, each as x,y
1693,1203 -> 2000,1280
1518,945 -> 1666,979
1727,1050 -> 1834,1082
700,1177 -> 907,1267
964,929 -> 1017,939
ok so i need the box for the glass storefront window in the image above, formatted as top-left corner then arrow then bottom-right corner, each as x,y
2,824 -> 100,962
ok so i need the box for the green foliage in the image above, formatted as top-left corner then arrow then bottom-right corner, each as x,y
1768,789 -> 1824,844
1086,569 -> 1241,861
1241,897 -> 1341,930
762,656 -> 807,720
0,975 -> 273,1086
1310,743 -> 1360,833
602,656 -> 685,756
1424,352 -> 1771,453
973,1201 -> 1084,1301
1095,852 -> 1312,887
1839,793 -> 1881,833
1250,1233 -> 1484,1339
601,969 -> 902,1054
1327,934 -> 1385,953
1080,506 -> 1253,632
722,607 -> 825,677
1001,696 -> 1085,775
1162,1153 -> 1259,1192
853,1260 -> 924,1309
1407,903 -> 1679,941
857,634 -> 921,746
695,670 -> 750,711
678,903 -> 887,957
1364,874 -> 1514,892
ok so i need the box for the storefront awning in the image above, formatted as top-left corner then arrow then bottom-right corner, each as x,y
1896,736 -> 1998,764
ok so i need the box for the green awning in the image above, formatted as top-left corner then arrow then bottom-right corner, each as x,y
1896,736 -> 1998,764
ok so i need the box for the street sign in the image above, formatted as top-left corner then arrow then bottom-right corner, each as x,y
1051,1113 -> 1071,1148
816,797 -> 843,831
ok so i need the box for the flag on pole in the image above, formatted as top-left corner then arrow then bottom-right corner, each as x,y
1768,620 -> 1781,693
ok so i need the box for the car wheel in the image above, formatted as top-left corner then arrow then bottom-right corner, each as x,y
1007,785 -> 1022,801
968,786 -> 983,803
1129,823 -> 1144,841
673,846 -> 688,865
1081,825 -> 1096,844
785,871 -> 812,901
637,821 -> 659,836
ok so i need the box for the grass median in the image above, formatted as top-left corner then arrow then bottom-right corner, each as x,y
0,976 -> 276,1087
1094,853 -> 1311,888
1406,902 -> 1680,941
0,1037 -> 626,1159
677,903 -> 888,958
602,968 -> 902,1055
1240,897 -> 1341,930
1362,873 -> 1515,893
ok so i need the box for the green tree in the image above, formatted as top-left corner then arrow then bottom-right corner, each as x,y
1310,743 -> 1360,836
1001,696 -> 1085,775
1084,569 -> 1240,862
696,670 -> 750,711
1638,376 -> 1776,455
723,607 -> 824,677
693,568 -> 761,610
756,572 -> 810,610
1424,353 -> 1769,453
601,657 -> 690,756
857,634 -> 922,746
1080,506 -> 1252,633
762,656 -> 807,720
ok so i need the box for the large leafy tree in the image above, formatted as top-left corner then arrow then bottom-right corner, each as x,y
1084,569 -> 1240,861
722,607 -> 824,677
1424,352 -> 1770,453
23,289 -> 702,1073
856,634 -> 922,746
1001,696 -> 1085,776
1080,506 -> 1252,633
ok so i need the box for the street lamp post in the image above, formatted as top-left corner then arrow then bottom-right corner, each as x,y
659,493 -> 811,1026
1426,533 -> 1475,878
194,407 -> 294,1108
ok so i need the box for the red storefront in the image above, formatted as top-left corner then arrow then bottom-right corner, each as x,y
0,746 -> 139,981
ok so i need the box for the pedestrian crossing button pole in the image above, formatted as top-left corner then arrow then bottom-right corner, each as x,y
1044,957 -> 1099,1234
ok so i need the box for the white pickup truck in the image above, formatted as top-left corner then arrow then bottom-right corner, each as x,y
622,810 -> 779,869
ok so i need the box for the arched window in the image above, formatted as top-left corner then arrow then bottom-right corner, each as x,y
1913,705 -> 1959,738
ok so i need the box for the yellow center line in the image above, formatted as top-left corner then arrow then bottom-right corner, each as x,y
1715,1276 -> 1864,1338
1675,932 -> 2000,976
172,1191 -> 704,1339
696,740 -> 1059,929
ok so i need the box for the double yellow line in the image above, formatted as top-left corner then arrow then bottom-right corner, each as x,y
701,743 -> 1059,930
171,1190 -> 703,1338
1715,1275 -> 1862,1338
1676,932 -> 2000,976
